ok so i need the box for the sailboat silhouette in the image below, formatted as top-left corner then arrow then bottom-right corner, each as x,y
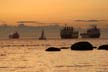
39,29 -> 46,40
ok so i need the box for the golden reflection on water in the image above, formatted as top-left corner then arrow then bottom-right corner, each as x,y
0,39 -> 108,72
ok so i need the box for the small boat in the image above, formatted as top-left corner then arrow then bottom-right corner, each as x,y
9,31 -> 20,39
39,29 -> 46,40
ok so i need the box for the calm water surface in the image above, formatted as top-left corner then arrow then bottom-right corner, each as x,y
0,39 -> 108,72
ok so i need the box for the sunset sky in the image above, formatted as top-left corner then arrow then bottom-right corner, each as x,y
0,0 -> 108,26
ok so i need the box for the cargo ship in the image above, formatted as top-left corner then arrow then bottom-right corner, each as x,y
60,25 -> 79,39
80,25 -> 100,38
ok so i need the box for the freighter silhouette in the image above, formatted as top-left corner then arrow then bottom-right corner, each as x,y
60,25 -> 79,39
80,25 -> 100,38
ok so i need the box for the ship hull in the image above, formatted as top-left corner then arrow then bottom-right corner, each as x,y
61,33 -> 79,39
80,33 -> 100,38
39,38 -> 46,40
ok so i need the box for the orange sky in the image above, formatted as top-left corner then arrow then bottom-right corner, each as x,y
0,0 -> 108,26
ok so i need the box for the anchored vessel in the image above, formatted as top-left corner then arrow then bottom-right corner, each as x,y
80,25 -> 100,38
39,29 -> 46,40
9,32 -> 20,39
60,25 -> 79,39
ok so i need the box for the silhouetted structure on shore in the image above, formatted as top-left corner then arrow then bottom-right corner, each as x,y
9,32 -> 20,39
60,25 -> 79,39
80,25 -> 100,38
71,41 -> 96,50
46,47 -> 61,51
98,45 -> 108,50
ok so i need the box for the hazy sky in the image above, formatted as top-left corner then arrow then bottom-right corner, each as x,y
0,0 -> 108,26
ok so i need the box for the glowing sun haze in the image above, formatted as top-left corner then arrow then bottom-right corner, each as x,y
0,0 -> 108,26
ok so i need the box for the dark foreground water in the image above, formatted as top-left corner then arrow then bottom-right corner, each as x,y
0,39 -> 108,72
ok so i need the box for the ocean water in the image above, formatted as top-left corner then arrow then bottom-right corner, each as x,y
0,39 -> 108,72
